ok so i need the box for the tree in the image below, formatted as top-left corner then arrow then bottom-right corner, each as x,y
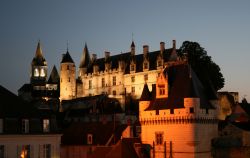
178,41 -> 224,91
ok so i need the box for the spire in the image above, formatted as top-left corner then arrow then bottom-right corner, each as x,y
131,41 -> 135,48
79,43 -> 90,68
47,65 -> 60,84
35,41 -> 43,58
140,83 -> 151,101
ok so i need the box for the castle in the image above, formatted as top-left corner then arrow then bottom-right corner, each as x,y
19,40 -> 181,111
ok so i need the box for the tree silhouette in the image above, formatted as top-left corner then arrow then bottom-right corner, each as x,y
179,41 -> 224,91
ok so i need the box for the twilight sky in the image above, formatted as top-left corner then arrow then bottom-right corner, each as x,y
1,0 -> 250,101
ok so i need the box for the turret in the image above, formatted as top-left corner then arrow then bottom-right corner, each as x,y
60,50 -> 76,101
139,83 -> 151,114
79,43 -> 90,77
30,41 -> 48,85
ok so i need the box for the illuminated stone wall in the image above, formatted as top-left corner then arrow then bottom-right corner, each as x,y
60,63 -> 76,101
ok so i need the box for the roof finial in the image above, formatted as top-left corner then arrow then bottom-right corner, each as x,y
132,32 -> 134,41
67,40 -> 69,52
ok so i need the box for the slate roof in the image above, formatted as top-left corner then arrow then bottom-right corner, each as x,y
140,83 -> 151,101
47,65 -> 60,84
32,42 -> 47,66
79,43 -> 90,68
61,122 -> 127,145
61,51 -> 74,63
84,48 -> 175,74
0,85 -> 39,117
18,83 -> 32,93
145,64 -> 215,110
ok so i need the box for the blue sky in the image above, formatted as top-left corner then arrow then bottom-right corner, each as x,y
0,0 -> 250,101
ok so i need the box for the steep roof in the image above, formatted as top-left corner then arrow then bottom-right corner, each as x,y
146,64 -> 214,110
61,122 -> 127,145
32,41 -> 47,66
61,51 -> 74,63
0,85 -> 39,117
79,43 -> 90,68
47,65 -> 60,84
140,83 -> 151,101
85,48 -> 174,74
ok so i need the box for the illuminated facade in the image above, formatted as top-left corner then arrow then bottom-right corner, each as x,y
60,40 -> 179,111
139,63 -> 219,158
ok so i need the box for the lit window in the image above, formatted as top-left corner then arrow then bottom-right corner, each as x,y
190,107 -> 194,113
131,76 -> 135,82
155,132 -> 163,145
87,134 -> 93,145
113,76 -> 116,86
89,80 -> 92,89
34,68 -> 39,77
0,119 -> 3,133
40,68 -> 45,77
20,145 -> 30,158
144,74 -> 148,81
43,119 -> 50,133
0,145 -> 4,158
132,87 -> 135,93
22,119 -> 29,133
102,78 -> 105,87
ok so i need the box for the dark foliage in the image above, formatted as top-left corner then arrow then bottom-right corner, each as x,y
178,41 -> 224,91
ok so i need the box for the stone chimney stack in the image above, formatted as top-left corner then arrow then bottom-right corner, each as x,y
91,54 -> 97,62
143,45 -> 149,57
105,51 -> 110,59
172,40 -> 176,49
160,42 -> 165,54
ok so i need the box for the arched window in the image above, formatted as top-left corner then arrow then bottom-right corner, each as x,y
34,68 -> 39,77
40,68 -> 45,77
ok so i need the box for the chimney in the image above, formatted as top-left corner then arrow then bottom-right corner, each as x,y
105,51 -> 110,59
160,42 -> 165,54
172,40 -> 176,49
91,53 -> 97,62
143,45 -> 149,56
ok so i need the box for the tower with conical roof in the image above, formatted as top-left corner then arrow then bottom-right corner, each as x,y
79,43 -> 90,78
60,50 -> 76,101
30,41 -> 48,85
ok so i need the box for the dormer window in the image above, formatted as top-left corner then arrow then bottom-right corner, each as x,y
157,60 -> 163,67
87,134 -> 93,145
43,119 -> 50,133
159,85 -> 165,95
144,62 -> 148,70
130,64 -> 135,72
40,68 -> 45,77
22,119 -> 29,133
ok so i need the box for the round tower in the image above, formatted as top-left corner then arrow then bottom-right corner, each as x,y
60,51 -> 76,101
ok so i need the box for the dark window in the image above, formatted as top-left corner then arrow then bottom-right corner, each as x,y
89,80 -> 92,89
44,144 -> 51,158
113,76 -> 116,86
132,87 -> 135,93
131,76 -> 135,82
144,74 -> 148,81
156,110 -> 159,115
144,62 -> 148,69
131,64 -> 135,71
102,78 -> 105,87
67,65 -> 69,70
68,77 -> 70,82
206,109 -> 209,114
0,145 -> 4,158
190,107 -> 194,113
113,90 -> 116,95
155,132 -> 163,145
170,109 -> 174,114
